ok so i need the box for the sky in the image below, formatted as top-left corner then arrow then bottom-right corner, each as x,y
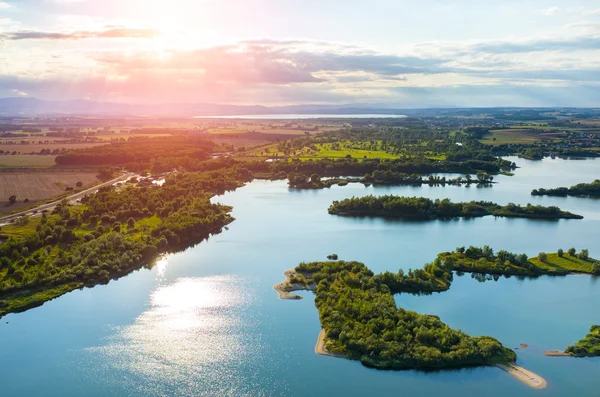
0,0 -> 599,107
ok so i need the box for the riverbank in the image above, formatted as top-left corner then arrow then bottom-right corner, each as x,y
495,363 -> 548,390
272,268 -> 316,300
313,328 -> 547,389
315,329 -> 346,358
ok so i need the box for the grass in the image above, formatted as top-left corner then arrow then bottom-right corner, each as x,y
529,253 -> 596,273
0,215 -> 45,239
94,133 -> 174,140
0,142 -> 106,154
310,142 -> 399,159
0,282 -> 82,318
0,155 -> 58,168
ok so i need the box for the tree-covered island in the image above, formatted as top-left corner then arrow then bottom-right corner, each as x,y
276,246 -> 598,371
531,179 -> 600,198
328,196 -> 583,220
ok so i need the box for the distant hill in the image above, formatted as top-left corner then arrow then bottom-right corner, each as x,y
0,97 -> 597,117
0,97 -> 408,117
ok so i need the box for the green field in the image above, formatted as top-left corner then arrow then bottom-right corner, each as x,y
529,253 -> 596,273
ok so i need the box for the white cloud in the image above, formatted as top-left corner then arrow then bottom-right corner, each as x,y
542,6 -> 560,16
581,8 -> 600,16
11,89 -> 27,96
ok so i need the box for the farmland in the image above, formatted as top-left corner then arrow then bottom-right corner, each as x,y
480,129 -> 563,145
0,155 -> 58,168
0,172 -> 100,213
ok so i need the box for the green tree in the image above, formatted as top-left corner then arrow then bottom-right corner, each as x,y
557,248 -> 563,257
538,252 -> 547,262
568,247 -> 577,256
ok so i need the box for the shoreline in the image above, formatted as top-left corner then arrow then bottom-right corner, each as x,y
273,268 -> 316,300
495,363 -> 548,390
315,329 -> 346,358
544,350 -> 571,357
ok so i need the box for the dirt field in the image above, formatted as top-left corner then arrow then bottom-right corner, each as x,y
480,129 -> 562,145
0,172 -> 100,205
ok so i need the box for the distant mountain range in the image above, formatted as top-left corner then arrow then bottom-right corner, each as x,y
0,97 -> 596,118
0,97 -> 410,117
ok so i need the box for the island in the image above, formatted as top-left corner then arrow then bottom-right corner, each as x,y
275,246 -> 600,387
275,257 -> 552,388
545,326 -> 600,358
531,179 -> 600,198
328,196 -> 583,220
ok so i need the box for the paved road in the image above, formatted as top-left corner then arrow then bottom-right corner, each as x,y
0,173 -> 133,226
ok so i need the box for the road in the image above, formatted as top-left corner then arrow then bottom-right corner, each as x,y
0,173 -> 133,226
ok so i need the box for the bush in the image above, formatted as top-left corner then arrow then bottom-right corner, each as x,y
557,248 -> 563,257
538,252 -> 547,262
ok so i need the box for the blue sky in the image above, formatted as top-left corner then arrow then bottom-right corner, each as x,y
1,0 -> 599,106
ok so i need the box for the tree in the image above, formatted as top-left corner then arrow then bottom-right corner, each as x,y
8,195 -> 16,203
578,249 -> 589,260
127,217 -> 135,228
76,181 -> 83,188
568,247 -> 577,256
557,248 -> 564,257
538,252 -> 547,262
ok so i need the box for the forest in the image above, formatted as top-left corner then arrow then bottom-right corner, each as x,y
531,179 -> 600,198
291,260 -> 516,370
55,136 -> 219,171
328,196 -> 583,220
0,165 -> 254,317
565,326 -> 600,357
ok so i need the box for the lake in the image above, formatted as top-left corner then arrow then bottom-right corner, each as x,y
193,114 -> 407,119
0,157 -> 599,396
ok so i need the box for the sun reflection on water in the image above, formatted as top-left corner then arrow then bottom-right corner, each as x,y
87,275 -> 264,395
154,256 -> 169,278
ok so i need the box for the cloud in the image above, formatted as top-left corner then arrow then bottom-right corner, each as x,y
0,27 -> 159,40
10,88 -> 27,96
471,36 -> 600,53
542,6 -> 560,16
1,36 -> 600,106
582,8 -> 600,16
0,2 -> 10,8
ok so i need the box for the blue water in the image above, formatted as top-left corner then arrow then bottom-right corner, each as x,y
0,157 -> 599,396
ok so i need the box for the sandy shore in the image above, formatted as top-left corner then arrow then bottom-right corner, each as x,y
544,350 -> 571,357
273,269 -> 316,300
495,363 -> 548,390
315,329 -> 346,358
